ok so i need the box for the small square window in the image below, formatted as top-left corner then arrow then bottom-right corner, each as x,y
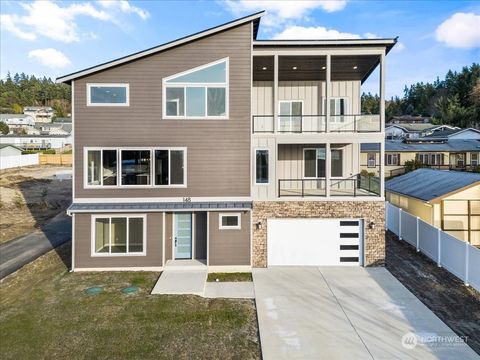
219,213 -> 241,230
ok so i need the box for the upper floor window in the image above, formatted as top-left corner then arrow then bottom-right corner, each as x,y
85,147 -> 186,188
87,84 -> 129,106
322,97 -> 348,121
163,58 -> 228,119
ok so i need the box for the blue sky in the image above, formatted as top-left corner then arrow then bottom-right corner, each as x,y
1,0 -> 479,97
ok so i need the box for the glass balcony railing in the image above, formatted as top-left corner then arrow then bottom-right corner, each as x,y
252,114 -> 381,134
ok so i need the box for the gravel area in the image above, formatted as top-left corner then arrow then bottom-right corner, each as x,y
386,231 -> 480,355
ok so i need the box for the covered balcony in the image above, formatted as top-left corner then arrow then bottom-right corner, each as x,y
274,143 -> 382,198
252,54 -> 384,134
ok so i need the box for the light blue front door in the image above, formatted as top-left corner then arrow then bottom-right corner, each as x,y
175,213 -> 192,259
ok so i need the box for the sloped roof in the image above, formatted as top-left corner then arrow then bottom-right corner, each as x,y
385,124 -> 436,132
426,128 -> 480,139
384,139 -> 480,152
57,11 -> 265,84
68,201 -> 253,214
385,169 -> 480,201
0,144 -> 23,151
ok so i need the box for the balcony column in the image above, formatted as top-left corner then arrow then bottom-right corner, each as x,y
273,55 -> 279,133
380,51 -> 385,132
325,54 -> 331,133
326,142 -> 331,197
380,51 -> 385,195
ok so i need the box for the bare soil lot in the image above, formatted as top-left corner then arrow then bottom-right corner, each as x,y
0,165 -> 71,243
386,231 -> 480,355
0,243 -> 261,360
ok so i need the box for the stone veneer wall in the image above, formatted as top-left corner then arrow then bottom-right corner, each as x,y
252,201 -> 385,267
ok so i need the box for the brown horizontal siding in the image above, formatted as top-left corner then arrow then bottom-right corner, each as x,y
74,213 -> 162,268
208,211 -> 251,266
74,23 -> 252,198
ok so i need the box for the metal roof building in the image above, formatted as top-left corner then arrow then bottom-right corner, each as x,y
385,169 -> 480,201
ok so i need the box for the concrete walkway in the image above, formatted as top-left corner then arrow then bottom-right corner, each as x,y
253,267 -> 479,360
204,282 -> 254,299
151,270 -> 207,295
0,213 -> 71,279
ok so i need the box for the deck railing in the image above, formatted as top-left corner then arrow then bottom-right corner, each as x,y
278,174 -> 381,197
252,114 -> 380,134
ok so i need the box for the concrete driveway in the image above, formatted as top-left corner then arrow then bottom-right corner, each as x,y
253,267 -> 479,360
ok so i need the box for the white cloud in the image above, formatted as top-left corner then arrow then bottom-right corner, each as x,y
28,48 -> 71,69
222,0 -> 347,28
98,0 -> 150,20
435,12 -> 480,49
363,32 -> 378,39
274,25 -> 361,40
1,0 -> 149,43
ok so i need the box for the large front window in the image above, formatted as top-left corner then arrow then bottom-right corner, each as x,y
163,58 -> 228,119
85,148 -> 186,187
93,216 -> 145,255
121,150 -> 151,185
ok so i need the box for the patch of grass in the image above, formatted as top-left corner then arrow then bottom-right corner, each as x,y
207,272 -> 253,282
0,243 -> 260,360
13,192 -> 24,208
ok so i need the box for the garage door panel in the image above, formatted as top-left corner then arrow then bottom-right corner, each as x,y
267,218 -> 362,266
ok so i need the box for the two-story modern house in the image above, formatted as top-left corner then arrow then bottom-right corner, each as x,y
57,11 -> 396,271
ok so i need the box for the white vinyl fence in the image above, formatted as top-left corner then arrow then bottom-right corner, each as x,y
386,202 -> 480,292
0,154 -> 39,170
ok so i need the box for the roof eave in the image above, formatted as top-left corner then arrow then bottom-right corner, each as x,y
56,11 -> 265,84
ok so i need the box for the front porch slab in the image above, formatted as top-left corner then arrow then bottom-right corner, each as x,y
151,270 -> 207,296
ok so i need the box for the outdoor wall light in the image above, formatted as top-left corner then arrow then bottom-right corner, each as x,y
292,66 -> 298,70
255,221 -> 263,230
368,221 -> 375,230
262,66 -> 267,70
353,65 -> 358,70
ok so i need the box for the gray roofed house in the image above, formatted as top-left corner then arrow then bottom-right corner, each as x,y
385,168 -> 480,201
384,139 -> 480,152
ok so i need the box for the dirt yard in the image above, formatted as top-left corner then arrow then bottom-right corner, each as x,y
386,231 -> 480,355
0,165 -> 72,243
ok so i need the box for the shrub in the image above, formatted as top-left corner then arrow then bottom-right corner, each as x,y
404,159 -> 427,173
13,192 -> 24,208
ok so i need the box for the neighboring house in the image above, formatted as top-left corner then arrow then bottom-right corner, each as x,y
361,139 -> 480,177
0,134 -> 72,149
23,106 -> 55,123
387,115 -> 429,124
57,11 -> 395,271
422,127 -> 480,140
0,144 -> 22,157
386,169 -> 480,246
0,114 -> 35,133
385,123 -> 459,140
34,122 -> 71,135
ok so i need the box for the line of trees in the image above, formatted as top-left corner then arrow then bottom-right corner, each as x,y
0,72 -> 71,118
362,63 -> 480,128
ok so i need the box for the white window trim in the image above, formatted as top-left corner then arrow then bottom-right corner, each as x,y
218,213 -> 241,230
367,153 -> 376,168
278,100 -> 304,132
91,214 -> 147,257
322,97 -> 349,120
87,83 -> 130,107
386,153 -> 399,166
254,148 -> 269,185
84,147 -> 187,189
303,148 -> 344,179
152,148 -> 188,187
471,152 -> 478,166
303,148 -> 325,179
330,148 -> 344,178
162,57 -> 229,120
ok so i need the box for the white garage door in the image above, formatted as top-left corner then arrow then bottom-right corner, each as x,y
267,218 -> 363,266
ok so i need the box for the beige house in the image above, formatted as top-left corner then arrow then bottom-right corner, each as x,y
361,139 -> 480,177
386,169 -> 480,246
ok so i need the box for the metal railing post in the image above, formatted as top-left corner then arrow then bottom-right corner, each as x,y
399,208 -> 402,240
465,242 -> 470,287
301,179 -> 304,197
416,217 -> 420,252
437,228 -> 442,267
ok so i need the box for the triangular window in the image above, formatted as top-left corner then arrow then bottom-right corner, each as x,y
165,59 -> 227,84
